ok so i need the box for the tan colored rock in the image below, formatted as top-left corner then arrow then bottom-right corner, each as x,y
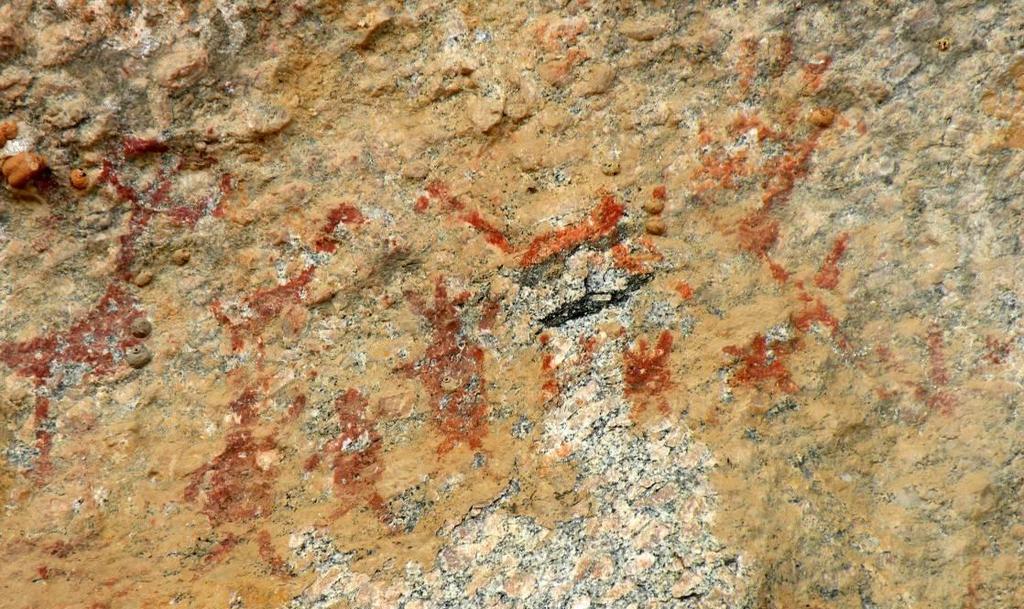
0,3 -> 27,61
130,318 -> 152,339
43,94 -> 89,129
808,107 -> 836,128
467,94 -> 504,133
0,67 -> 31,101
125,345 -> 151,369
538,54 -> 584,86
599,146 -> 620,176
69,168 -> 89,190
671,571 -> 702,598
401,160 -> 429,179
351,6 -> 395,48
421,53 -> 479,102
0,120 -> 16,147
642,199 -> 664,215
505,76 -> 541,121
1,4 -> 1022,609
35,22 -> 89,67
620,16 -> 672,41
2,151 -> 46,188
171,249 -> 191,266
644,217 -> 666,236
154,40 -> 209,90
239,103 -> 292,139
574,63 -> 616,97
132,270 -> 153,287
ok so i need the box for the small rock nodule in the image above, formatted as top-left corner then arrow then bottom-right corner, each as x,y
0,120 -> 17,147
171,249 -> 191,266
130,318 -> 152,339
2,152 -> 47,188
645,217 -> 667,236
126,345 -> 152,369
69,168 -> 89,190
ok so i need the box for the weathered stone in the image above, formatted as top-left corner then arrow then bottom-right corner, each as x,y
1,151 -> 45,187
0,3 -> 1022,609
154,40 -> 209,90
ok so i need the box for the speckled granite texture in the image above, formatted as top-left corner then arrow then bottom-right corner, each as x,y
2,1 -> 1024,608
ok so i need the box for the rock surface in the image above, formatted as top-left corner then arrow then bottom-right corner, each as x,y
1,2 -> 1023,609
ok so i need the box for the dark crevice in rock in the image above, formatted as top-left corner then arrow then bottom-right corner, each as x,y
539,272 -> 653,327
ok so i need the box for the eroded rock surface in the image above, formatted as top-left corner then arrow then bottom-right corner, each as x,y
2,2 -> 1023,608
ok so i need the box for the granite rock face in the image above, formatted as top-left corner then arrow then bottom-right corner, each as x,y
2,2 -> 1023,608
